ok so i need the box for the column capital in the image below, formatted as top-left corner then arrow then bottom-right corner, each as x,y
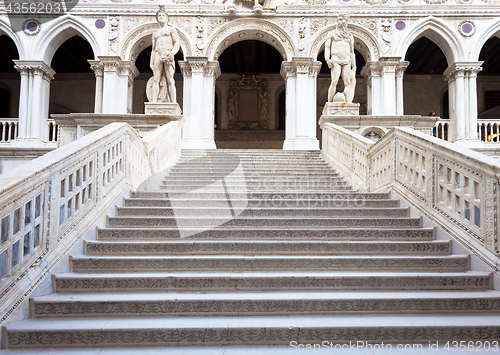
281,58 -> 322,79
98,56 -> 124,72
179,57 -> 220,78
88,60 -> 104,77
13,60 -> 55,82
444,62 -> 483,82
395,61 -> 409,78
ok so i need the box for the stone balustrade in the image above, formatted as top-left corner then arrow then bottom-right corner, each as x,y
478,119 -> 500,143
0,120 -> 182,326
322,122 -> 500,272
434,120 -> 450,141
0,120 -> 18,143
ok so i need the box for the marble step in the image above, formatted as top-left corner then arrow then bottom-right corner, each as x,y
160,184 -> 353,192
53,271 -> 492,293
123,197 -> 400,208
115,206 -> 410,218
84,240 -> 451,256
169,168 -> 337,174
97,226 -> 435,241
131,191 -> 391,199
69,255 -> 469,273
171,163 -> 333,169
106,216 -> 421,228
5,314 -> 500,348
165,172 -> 341,178
162,177 -> 346,184
30,291 -> 500,318
161,180 -> 350,187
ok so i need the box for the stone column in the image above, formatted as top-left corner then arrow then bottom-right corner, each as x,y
363,58 -> 408,116
396,61 -> 409,116
444,62 -> 483,145
89,60 -> 104,114
178,57 -> 219,150
280,57 -> 321,150
362,62 -> 382,115
13,60 -> 55,147
98,56 -> 137,114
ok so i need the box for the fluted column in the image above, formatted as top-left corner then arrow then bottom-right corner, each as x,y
280,57 -> 321,150
13,60 -> 55,147
178,57 -> 220,149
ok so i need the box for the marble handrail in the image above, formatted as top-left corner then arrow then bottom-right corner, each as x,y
0,120 -> 182,325
323,122 -> 500,272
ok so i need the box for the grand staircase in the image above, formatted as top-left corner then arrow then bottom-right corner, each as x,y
3,150 -> 500,350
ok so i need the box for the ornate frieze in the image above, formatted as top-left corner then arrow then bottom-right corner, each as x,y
108,15 -> 120,55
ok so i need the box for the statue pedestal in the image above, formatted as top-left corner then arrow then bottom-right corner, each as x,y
145,102 -> 182,115
322,102 -> 360,116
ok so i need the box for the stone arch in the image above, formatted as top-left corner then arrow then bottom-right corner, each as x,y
470,18 -> 500,62
0,18 -> 26,60
121,22 -> 193,63
206,19 -> 296,61
33,15 -> 103,64
395,16 -> 464,65
309,23 -> 380,63
358,126 -> 388,141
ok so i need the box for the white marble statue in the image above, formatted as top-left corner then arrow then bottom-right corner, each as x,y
324,14 -> 356,103
146,5 -> 180,104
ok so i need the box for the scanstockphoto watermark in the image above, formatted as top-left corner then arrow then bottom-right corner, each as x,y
4,0 -> 79,34
289,340 -> 500,352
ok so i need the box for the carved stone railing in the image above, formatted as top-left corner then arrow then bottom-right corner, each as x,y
0,120 -> 182,325
0,120 -> 18,142
322,122 -> 500,272
478,119 -> 500,143
434,120 -> 449,141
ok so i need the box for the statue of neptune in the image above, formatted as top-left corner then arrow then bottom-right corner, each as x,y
146,5 -> 180,103
324,14 -> 356,103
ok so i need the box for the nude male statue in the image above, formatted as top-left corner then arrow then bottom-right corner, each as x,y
146,5 -> 180,103
324,14 -> 356,103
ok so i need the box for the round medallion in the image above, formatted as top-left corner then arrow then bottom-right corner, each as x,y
95,19 -> 106,29
395,21 -> 406,31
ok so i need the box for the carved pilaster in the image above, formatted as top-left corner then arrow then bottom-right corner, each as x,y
204,62 -> 221,79
395,61 -> 409,78
280,61 -> 296,79
178,62 -> 192,77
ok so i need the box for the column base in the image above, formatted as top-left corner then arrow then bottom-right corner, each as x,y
145,102 -> 182,115
182,137 -> 216,150
10,138 -> 46,148
283,138 -> 320,150
453,138 -> 482,149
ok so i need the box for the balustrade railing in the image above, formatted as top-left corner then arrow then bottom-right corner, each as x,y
478,119 -> 500,142
323,122 -> 500,272
0,120 -> 18,142
433,120 -> 449,141
0,120 -> 182,325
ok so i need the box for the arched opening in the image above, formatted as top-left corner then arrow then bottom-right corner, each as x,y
215,40 -> 284,149
478,37 -> 500,118
132,46 -> 184,114
0,35 -> 19,117
0,35 -> 20,142
403,37 -> 448,117
49,35 -> 95,115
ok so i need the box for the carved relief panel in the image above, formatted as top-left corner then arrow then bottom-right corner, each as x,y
228,75 -> 268,130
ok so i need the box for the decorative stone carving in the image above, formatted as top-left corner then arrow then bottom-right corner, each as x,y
195,16 -> 205,55
325,14 -> 356,103
108,16 -> 120,55
146,6 -> 181,104
227,75 -> 268,130
381,18 -> 392,55
298,17 -> 307,53
322,102 -> 360,116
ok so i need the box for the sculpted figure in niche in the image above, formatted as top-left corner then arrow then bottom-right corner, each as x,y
146,5 -> 180,103
324,14 -> 356,103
